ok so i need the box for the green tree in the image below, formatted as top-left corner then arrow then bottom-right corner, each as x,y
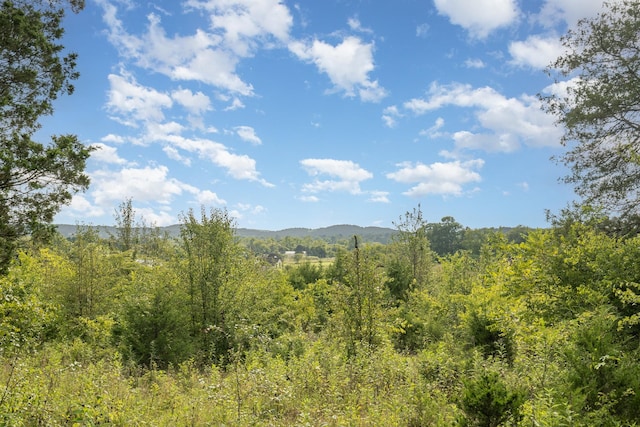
0,0 -> 91,274
332,238 -> 386,357
386,205 -> 432,300
113,198 -> 137,252
179,207 -> 238,364
541,0 -> 640,220
426,216 -> 465,257
460,371 -> 525,427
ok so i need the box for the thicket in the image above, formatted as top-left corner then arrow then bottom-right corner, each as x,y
1,206 -> 640,426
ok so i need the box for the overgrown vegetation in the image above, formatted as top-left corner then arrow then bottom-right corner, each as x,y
1,205 -> 640,426
2,0 -> 640,424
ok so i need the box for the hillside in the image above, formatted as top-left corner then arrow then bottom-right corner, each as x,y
55,223 -> 397,244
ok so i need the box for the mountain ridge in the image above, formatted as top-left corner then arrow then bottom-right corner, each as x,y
54,223 -> 397,242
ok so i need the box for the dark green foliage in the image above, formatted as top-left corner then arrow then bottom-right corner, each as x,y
468,312 -> 514,364
385,257 -> 413,302
285,261 -> 323,290
426,216 -> 465,257
541,0 -> 640,220
0,0 -> 91,274
460,371 -> 525,427
390,205 -> 432,289
391,305 -> 429,353
119,277 -> 192,369
180,207 -> 237,365
564,308 -> 640,424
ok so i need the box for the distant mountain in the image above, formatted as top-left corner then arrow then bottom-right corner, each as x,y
236,224 -> 397,243
55,223 -> 397,243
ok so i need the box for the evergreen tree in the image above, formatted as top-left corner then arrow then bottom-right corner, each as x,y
0,0 -> 91,274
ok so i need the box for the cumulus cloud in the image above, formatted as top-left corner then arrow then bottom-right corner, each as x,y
91,165 -> 197,206
130,207 -> 176,227
98,2 -> 279,95
300,158 -> 373,195
101,134 -> 125,144
106,73 -> 172,126
403,82 -> 562,152
103,67 -> 268,185
184,0 -> 293,55
368,190 -> 390,203
509,35 -> 564,69
90,143 -> 129,165
77,162 -> 229,226
536,0 -> 619,28
65,194 -> 106,218
433,0 -> 519,39
196,189 -> 226,206
169,136 -> 272,185
387,159 -> 484,197
289,36 -> 387,102
171,88 -> 212,115
234,125 -> 262,145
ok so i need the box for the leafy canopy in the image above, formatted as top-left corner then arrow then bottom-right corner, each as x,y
541,0 -> 640,219
0,0 -> 91,273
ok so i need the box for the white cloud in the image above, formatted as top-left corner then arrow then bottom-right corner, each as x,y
541,76 -> 580,99
387,159 -> 484,197
464,58 -> 485,69
368,191 -> 390,203
348,17 -> 372,34
171,88 -> 212,115
382,105 -> 401,128
419,117 -> 445,138
91,165 -> 197,206
99,5 -> 255,95
536,0 -> 619,28
184,0 -> 293,55
170,136 -> 272,185
433,0 -> 519,39
101,133 -> 125,144
300,158 -> 373,195
131,207 -> 176,227
196,189 -> 226,206
143,121 -> 185,143
224,97 -> 246,111
90,143 -> 129,165
163,145 -> 192,166
509,35 -> 564,69
289,36 -> 387,102
299,195 -> 320,202
65,194 -> 106,218
403,82 -> 562,152
234,125 -> 262,145
106,73 -> 172,126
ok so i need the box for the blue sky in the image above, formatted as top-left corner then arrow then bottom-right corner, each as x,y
44,0 -> 610,230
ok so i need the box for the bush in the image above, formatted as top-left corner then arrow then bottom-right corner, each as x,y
459,371 -> 525,427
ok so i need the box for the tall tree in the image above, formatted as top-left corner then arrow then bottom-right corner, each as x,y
426,216 -> 465,257
386,205 -> 432,300
541,0 -> 640,220
0,0 -> 91,274
180,207 -> 238,364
